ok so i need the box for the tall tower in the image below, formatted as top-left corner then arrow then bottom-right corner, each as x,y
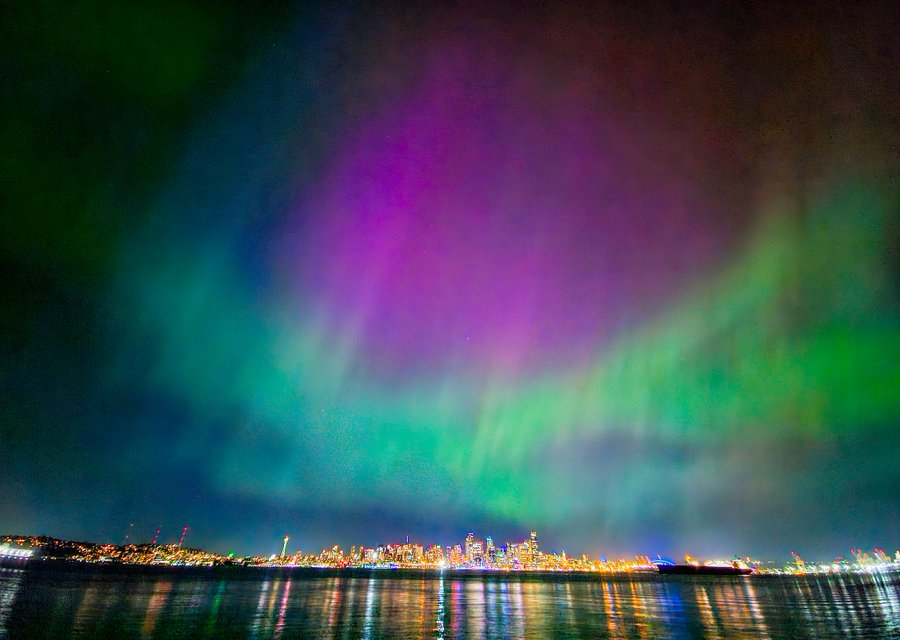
282,535 -> 290,557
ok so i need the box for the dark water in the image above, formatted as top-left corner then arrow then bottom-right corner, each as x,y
1,565 -> 898,639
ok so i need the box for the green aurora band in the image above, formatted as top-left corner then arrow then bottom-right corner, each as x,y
118,175 -> 898,549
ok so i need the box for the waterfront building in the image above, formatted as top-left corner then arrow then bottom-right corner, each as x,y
425,544 -> 444,565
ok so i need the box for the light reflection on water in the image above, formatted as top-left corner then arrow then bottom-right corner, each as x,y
0,567 -> 898,639
0,569 -> 23,640
140,579 -> 171,639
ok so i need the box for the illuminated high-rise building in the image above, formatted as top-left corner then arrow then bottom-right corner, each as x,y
465,532 -> 475,563
471,540 -> 484,565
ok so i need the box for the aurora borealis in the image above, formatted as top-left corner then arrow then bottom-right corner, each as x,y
2,2 -> 898,559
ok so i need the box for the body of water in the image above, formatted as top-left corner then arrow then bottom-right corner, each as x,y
0,565 -> 898,638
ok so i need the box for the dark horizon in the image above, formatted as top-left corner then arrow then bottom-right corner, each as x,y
2,2 -> 898,562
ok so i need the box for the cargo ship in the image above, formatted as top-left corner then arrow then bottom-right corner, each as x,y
653,556 -> 753,576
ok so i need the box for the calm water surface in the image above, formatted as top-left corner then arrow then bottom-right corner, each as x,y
1,565 -> 898,639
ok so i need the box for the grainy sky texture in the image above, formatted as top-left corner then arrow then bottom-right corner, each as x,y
2,2 -> 898,559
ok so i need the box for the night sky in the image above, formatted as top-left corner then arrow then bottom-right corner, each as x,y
2,2 -> 898,560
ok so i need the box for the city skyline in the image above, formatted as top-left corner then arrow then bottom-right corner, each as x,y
2,2 -> 898,560
5,522 -> 898,570
5,528 -> 899,574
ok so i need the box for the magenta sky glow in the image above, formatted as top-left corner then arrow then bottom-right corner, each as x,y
282,30 -> 749,381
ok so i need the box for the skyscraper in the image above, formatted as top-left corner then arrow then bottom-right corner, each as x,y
486,536 -> 496,567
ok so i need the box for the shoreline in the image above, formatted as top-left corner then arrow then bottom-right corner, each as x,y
6,559 -> 896,581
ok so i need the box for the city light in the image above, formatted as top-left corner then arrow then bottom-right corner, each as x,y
3,532 -> 898,577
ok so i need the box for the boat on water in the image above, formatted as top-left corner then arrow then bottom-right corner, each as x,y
653,556 -> 753,576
